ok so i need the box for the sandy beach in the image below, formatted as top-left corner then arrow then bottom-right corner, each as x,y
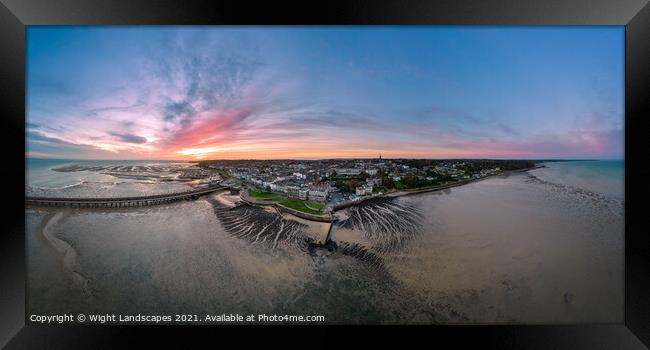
26,165 -> 623,323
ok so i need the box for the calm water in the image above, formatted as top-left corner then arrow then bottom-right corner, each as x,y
531,160 -> 624,199
27,158 -> 120,190
26,160 -> 624,324
26,158 -> 195,198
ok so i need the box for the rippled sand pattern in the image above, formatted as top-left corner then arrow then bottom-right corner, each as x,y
336,197 -> 423,252
336,241 -> 386,270
53,164 -> 179,173
386,171 -> 623,323
209,197 -> 394,276
26,164 -> 624,324
208,199 -> 312,250
525,173 -> 623,214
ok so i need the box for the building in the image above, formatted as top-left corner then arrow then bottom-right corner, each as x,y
337,168 -> 361,176
366,168 -> 378,176
285,186 -> 299,198
355,183 -> 374,196
285,186 -> 308,200
366,178 -> 382,186
308,183 -> 330,202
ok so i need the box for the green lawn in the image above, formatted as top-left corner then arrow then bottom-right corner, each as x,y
279,199 -> 323,215
393,181 -> 405,190
305,201 -> 324,210
248,190 -> 283,201
248,190 -> 325,216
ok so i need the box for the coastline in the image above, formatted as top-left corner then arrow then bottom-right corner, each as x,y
330,165 -> 543,212
25,160 -> 624,323
26,165 -> 542,223
391,165 -> 542,197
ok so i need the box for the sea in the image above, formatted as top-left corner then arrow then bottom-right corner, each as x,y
26,158 -> 196,198
531,160 -> 624,199
25,159 -> 624,324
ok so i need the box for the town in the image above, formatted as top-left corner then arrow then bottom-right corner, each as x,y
194,157 -> 538,217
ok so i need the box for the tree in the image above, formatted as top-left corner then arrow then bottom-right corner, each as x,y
402,175 -> 419,188
383,175 -> 394,189
348,179 -> 358,193
335,180 -> 348,193
359,172 -> 369,181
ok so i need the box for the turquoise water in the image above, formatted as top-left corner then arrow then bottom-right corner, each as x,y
28,159 -> 116,189
27,158 -> 625,199
27,158 -> 178,189
26,158 -> 195,198
531,160 -> 624,200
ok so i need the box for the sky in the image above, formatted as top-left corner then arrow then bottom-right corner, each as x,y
26,26 -> 624,160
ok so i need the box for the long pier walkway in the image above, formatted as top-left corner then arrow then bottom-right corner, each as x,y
26,186 -> 227,209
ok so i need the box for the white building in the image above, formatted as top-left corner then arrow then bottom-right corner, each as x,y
355,183 -> 374,196
337,168 -> 361,176
285,186 -> 308,200
366,178 -> 382,186
308,183 -> 330,202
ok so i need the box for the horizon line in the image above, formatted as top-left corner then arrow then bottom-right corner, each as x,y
26,156 -> 623,162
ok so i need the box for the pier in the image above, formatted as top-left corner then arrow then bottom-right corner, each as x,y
26,186 -> 227,209
324,219 -> 337,243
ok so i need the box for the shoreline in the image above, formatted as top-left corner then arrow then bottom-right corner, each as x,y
330,165 -> 543,212
26,165 -> 542,223
391,165 -> 542,197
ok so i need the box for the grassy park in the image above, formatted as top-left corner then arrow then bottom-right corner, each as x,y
247,190 -> 325,215
279,199 -> 323,215
248,190 -> 283,201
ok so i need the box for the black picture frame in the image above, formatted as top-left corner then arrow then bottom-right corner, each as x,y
1,0 -> 648,348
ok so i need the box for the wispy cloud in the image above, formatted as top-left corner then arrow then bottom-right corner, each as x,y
108,131 -> 148,144
26,27 -> 624,160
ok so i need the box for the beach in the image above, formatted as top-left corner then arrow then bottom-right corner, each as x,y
26,161 -> 624,323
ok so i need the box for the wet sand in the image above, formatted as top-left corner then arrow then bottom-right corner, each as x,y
330,171 -> 623,323
26,209 -> 90,314
26,170 -> 623,324
27,198 -> 411,322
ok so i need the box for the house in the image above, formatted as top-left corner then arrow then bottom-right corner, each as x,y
285,186 -> 308,200
355,183 -> 374,196
285,186 -> 300,198
308,183 -> 330,202
366,178 -> 382,186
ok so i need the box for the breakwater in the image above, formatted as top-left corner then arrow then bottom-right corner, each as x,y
26,186 -> 227,209
207,199 -> 313,250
